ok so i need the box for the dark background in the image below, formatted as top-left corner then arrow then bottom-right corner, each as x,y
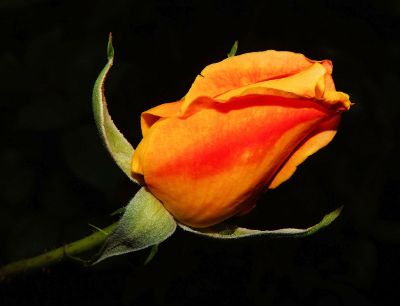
1,0 -> 399,305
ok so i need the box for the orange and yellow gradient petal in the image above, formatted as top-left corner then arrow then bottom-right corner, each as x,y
132,95 -> 341,228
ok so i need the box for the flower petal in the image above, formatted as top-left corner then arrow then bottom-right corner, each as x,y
141,101 -> 181,137
133,94 -> 338,228
216,62 -> 327,100
181,84 -> 350,119
269,115 -> 341,189
183,51 -> 330,110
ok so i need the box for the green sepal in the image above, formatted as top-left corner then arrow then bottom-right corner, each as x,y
227,40 -> 238,57
92,33 -> 138,183
93,188 -> 176,264
144,244 -> 158,265
179,206 -> 342,239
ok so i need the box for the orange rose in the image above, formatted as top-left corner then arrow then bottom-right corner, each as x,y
131,50 -> 351,228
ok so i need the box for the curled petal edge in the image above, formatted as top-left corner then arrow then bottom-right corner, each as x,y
184,50 -> 333,107
180,89 -> 350,119
269,114 -> 340,189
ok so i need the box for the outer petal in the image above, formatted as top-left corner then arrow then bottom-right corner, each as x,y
269,115 -> 340,189
183,60 -> 350,114
132,95 -> 338,228
183,50 -> 331,111
131,131 -> 147,179
141,101 -> 181,137
217,63 -> 327,100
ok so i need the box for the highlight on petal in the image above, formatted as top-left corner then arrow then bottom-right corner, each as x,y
133,94 -> 338,228
269,114 -> 341,189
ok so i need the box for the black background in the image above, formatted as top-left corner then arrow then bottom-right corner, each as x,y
1,0 -> 399,305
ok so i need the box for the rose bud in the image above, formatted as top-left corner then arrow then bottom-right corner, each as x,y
131,50 -> 351,228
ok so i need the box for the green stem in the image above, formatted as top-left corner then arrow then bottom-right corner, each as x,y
0,222 -> 118,280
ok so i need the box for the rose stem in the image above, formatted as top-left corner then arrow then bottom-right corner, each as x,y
0,222 -> 118,280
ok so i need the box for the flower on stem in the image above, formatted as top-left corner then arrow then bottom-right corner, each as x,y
131,50 -> 351,228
